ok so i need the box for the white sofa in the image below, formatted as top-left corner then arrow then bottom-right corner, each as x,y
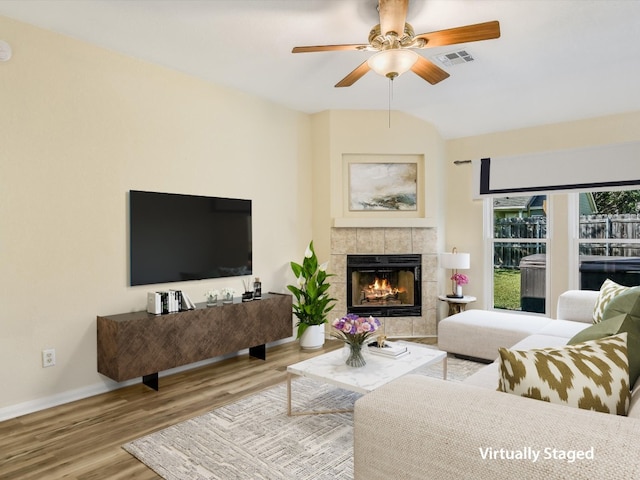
437,289 -> 599,361
353,291 -> 640,479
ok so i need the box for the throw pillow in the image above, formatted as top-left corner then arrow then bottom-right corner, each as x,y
602,286 -> 640,323
593,279 -> 631,324
568,313 -> 640,387
497,333 -> 630,416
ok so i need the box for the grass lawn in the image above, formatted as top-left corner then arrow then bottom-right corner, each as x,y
494,268 -> 521,310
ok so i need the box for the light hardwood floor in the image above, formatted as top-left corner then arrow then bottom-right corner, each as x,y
0,337 -> 434,479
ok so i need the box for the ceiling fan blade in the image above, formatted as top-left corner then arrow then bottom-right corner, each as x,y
335,61 -> 371,88
411,56 -> 450,85
378,0 -> 409,37
414,20 -> 500,48
292,44 -> 369,53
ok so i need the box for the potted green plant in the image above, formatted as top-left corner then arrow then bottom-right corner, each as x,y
287,241 -> 337,349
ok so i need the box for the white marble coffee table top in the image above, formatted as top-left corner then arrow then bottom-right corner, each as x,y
287,341 -> 447,395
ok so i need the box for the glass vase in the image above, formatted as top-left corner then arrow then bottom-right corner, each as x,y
345,341 -> 367,368
206,295 -> 217,307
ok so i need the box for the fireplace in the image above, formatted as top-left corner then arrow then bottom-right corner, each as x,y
347,254 -> 422,317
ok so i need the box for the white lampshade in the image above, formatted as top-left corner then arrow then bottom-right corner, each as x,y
367,49 -> 418,79
440,252 -> 470,270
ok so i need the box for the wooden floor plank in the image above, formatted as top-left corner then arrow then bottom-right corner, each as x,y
0,337 -> 434,479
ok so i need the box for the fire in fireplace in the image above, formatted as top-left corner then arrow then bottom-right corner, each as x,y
347,254 -> 421,317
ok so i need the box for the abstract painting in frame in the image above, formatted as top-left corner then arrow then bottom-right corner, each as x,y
349,162 -> 418,211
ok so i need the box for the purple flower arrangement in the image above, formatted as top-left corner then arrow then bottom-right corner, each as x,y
331,313 -> 381,345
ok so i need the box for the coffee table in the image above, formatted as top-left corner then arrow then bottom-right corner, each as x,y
286,341 -> 447,416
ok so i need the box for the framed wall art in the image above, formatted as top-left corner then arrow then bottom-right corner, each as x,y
348,161 -> 418,211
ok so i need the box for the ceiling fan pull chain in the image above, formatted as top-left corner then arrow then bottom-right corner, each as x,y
388,77 -> 393,128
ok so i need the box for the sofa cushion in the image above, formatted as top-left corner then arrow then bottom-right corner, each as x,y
556,289 -> 599,323
497,333 -> 630,416
536,319 -> 590,339
568,313 -> 640,387
438,309 -> 552,361
602,286 -> 640,322
593,279 -> 631,323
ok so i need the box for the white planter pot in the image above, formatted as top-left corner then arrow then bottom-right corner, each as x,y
299,324 -> 325,350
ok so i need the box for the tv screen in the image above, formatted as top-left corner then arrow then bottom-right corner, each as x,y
129,190 -> 252,286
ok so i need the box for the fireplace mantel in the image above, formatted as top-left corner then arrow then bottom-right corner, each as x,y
332,217 -> 437,228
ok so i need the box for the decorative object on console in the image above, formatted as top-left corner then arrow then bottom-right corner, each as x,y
253,277 -> 262,299
287,241 -> 337,349
331,313 -> 381,367
221,288 -> 235,304
205,290 -> 219,307
147,290 -> 194,314
147,292 -> 162,314
440,247 -> 470,298
242,278 -> 254,301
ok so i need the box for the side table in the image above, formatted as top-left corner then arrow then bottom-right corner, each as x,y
438,294 -> 477,316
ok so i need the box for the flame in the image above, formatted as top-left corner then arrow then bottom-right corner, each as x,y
364,277 -> 405,299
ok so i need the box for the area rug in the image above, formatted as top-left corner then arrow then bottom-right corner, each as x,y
123,354 -> 485,480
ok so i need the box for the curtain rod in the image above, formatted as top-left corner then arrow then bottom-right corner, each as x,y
453,160 -> 472,165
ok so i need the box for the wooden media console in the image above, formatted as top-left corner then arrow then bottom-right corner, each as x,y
97,293 -> 292,390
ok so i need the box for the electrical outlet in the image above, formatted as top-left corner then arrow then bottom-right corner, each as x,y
42,349 -> 56,368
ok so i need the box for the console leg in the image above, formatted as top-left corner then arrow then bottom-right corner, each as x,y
143,372 -> 159,391
249,344 -> 266,360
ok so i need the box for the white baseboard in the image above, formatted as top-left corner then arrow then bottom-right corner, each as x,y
0,379 -> 137,422
0,336 -> 295,422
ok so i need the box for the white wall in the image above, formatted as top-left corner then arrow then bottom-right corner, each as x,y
0,16 -> 312,416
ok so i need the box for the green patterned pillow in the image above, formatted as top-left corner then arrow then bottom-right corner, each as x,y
602,286 -> 640,323
593,279 -> 631,324
497,333 -> 630,416
568,314 -> 640,387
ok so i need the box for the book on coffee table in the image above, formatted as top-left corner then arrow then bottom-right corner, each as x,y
367,341 -> 409,359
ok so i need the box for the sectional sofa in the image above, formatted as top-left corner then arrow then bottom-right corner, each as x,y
353,289 -> 640,479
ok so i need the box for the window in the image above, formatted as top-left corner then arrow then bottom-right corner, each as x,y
488,195 -> 548,313
576,190 -> 640,290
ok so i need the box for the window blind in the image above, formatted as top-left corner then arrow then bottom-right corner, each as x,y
472,141 -> 640,198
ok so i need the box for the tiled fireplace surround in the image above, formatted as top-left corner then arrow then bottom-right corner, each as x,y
329,227 -> 438,338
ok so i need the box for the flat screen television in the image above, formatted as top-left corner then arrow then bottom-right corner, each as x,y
129,190 -> 252,286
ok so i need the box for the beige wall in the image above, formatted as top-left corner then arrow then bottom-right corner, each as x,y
4,12 -> 640,419
310,109 -> 446,261
446,111 -> 640,311
0,16 -> 312,415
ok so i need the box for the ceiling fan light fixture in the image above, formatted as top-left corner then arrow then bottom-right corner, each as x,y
367,49 -> 418,79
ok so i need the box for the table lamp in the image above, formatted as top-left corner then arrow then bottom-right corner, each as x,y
440,247 -> 470,298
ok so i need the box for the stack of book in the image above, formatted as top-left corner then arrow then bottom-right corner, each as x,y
147,290 -> 196,314
367,340 -> 409,359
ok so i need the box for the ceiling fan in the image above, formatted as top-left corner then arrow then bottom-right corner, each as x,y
292,0 -> 500,87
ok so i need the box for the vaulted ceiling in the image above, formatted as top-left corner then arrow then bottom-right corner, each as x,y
1,0 -> 639,138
